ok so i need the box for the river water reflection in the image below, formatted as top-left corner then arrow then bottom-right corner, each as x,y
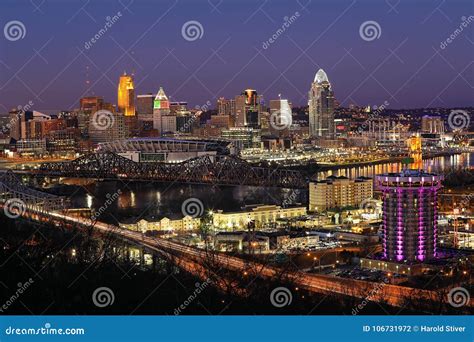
66,153 -> 472,223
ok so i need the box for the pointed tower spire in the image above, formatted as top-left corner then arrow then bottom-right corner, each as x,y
155,86 -> 168,101
314,69 -> 329,84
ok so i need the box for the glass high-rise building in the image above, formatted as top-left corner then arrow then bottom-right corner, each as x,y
308,69 -> 335,138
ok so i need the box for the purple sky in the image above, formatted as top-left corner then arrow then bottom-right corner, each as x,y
0,0 -> 472,113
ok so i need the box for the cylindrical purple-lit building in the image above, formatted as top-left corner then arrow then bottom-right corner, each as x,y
375,170 -> 443,262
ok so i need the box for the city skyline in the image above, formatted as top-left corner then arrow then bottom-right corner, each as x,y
0,0 -> 473,114
0,0 -> 473,326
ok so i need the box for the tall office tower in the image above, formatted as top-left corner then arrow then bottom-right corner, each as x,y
170,102 -> 193,134
79,96 -> 102,137
421,116 -> 444,134
89,112 -> 127,144
269,98 -> 292,137
234,94 -> 247,127
308,69 -> 335,138
234,89 -> 263,128
153,87 -> 175,134
217,97 -> 236,117
117,72 -> 136,116
136,94 -> 154,117
244,89 -> 262,128
8,109 -> 23,140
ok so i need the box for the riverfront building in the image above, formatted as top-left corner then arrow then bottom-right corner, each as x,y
121,216 -> 201,232
309,176 -> 373,212
98,137 -> 232,163
375,170 -> 443,262
212,204 -> 307,230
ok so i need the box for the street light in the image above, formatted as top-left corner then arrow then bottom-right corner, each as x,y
313,256 -> 321,272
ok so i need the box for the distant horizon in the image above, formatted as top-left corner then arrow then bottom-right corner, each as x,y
2,101 -> 473,117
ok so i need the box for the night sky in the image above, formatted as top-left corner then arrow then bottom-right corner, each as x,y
0,0 -> 472,113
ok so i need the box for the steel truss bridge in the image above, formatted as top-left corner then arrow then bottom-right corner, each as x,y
34,152 -> 306,188
0,171 -> 66,214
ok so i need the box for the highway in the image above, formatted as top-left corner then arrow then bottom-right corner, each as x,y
4,206 -> 472,309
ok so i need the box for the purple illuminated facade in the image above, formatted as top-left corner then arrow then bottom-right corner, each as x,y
375,170 -> 443,262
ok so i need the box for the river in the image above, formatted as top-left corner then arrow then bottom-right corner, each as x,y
55,152 -> 473,224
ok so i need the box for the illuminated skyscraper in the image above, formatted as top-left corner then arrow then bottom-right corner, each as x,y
152,87 -> 174,134
234,89 -> 263,128
217,97 -> 236,117
308,69 -> 335,138
375,142 -> 442,262
375,170 -> 442,262
234,94 -> 247,127
269,98 -> 292,137
117,72 -> 136,116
